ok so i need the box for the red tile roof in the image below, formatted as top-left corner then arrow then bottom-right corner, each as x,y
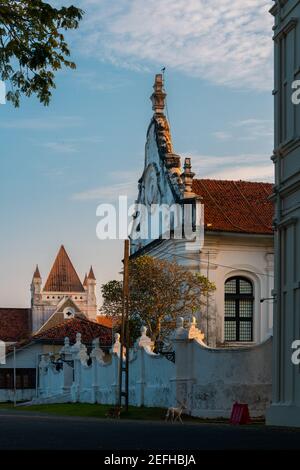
0,308 -> 31,342
44,245 -> 85,292
96,315 -> 113,329
33,317 -> 112,347
192,179 -> 274,235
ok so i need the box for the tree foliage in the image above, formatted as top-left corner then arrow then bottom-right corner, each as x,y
0,0 -> 83,106
101,256 -> 216,344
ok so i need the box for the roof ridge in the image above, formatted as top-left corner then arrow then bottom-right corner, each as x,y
194,177 -> 273,186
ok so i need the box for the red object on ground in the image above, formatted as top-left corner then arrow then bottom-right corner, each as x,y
230,402 -> 250,425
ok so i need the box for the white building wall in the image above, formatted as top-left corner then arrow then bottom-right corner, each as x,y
37,322 -> 272,418
135,233 -> 274,347
202,233 -> 274,346
0,343 -> 42,402
0,343 -> 63,402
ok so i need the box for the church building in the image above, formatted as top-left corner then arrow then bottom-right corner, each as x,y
31,245 -> 97,333
131,74 -> 275,348
0,245 -> 98,344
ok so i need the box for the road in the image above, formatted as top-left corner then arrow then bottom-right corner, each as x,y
0,409 -> 300,450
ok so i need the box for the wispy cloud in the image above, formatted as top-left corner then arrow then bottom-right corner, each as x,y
75,70 -> 131,92
212,131 -> 232,141
213,118 -> 273,142
41,136 -> 102,154
76,0 -> 273,91
232,119 -> 274,139
211,164 -> 273,182
0,116 -> 83,130
43,142 -> 78,153
72,170 -> 139,202
186,153 -> 274,182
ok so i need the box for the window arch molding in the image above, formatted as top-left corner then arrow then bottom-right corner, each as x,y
224,272 -> 258,343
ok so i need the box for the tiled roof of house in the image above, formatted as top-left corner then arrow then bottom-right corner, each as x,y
35,297 -> 84,335
44,245 -> 85,292
33,317 -> 112,347
192,179 -> 274,235
0,308 -> 31,342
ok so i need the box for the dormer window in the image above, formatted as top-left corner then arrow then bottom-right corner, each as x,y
63,307 -> 75,319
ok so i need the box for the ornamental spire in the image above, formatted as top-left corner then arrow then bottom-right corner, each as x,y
88,266 -> 96,281
150,74 -> 166,115
181,157 -> 195,197
33,265 -> 41,280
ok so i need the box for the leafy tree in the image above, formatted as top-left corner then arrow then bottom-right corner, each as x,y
0,0 -> 83,106
101,256 -> 216,345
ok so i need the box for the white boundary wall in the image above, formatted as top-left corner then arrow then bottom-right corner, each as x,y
37,320 -> 272,418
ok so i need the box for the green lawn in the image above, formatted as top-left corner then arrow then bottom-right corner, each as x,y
0,402 -> 265,424
0,402 -> 167,420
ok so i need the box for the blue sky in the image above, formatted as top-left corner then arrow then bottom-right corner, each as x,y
0,0 -> 274,307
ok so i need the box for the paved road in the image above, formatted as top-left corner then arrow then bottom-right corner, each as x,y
0,410 -> 300,450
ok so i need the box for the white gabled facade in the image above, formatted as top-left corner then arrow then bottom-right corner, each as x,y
131,74 -> 274,347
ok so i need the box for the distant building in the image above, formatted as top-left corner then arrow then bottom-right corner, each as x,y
0,316 -> 112,403
131,74 -> 274,347
31,245 -> 97,332
0,244 -> 112,402
267,0 -> 300,427
0,245 -> 98,346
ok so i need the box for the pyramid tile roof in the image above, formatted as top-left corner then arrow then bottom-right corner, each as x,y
44,245 -> 85,293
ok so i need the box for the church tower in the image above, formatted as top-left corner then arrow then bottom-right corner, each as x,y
31,265 -> 43,331
31,246 -> 98,332
86,266 -> 97,320
31,265 -> 42,305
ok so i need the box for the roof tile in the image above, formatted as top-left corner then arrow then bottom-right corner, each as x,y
34,317 -> 112,347
192,179 -> 274,235
44,245 -> 85,292
0,308 -> 31,342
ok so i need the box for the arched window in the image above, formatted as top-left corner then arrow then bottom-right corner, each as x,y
224,277 -> 254,342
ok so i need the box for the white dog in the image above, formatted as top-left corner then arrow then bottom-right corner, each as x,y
165,403 -> 186,423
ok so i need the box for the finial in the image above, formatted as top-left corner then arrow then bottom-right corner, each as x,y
150,74 -> 166,115
33,265 -> 41,280
181,157 -> 195,196
76,332 -> 82,343
88,266 -> 96,280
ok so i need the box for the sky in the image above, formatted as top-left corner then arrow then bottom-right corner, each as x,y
0,0 -> 274,308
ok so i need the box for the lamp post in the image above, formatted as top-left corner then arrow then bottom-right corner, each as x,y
13,346 -> 16,407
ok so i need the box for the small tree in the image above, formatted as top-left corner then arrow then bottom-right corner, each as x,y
101,255 -> 216,344
0,0 -> 83,106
